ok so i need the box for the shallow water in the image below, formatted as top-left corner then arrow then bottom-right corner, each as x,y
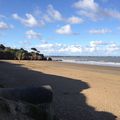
51,56 -> 120,67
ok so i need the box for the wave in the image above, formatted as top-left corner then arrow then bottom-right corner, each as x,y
52,56 -> 120,67
61,59 -> 120,67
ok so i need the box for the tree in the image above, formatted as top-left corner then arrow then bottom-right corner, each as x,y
16,51 -> 22,61
31,48 -> 37,52
0,44 -> 48,61
31,48 -> 40,53
0,44 -> 5,50
16,49 -> 26,61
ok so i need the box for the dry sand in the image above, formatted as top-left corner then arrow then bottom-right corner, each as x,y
0,60 -> 120,120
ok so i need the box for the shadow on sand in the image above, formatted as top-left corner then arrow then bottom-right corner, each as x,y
0,61 -> 117,120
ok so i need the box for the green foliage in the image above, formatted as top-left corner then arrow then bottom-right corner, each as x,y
31,47 -> 40,54
0,44 -> 5,50
0,44 -> 48,61
31,47 -> 37,51
16,51 -> 22,60
0,50 -> 15,59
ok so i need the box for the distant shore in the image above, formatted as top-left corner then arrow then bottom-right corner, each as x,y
0,60 -> 120,120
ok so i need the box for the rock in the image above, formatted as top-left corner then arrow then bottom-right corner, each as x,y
47,57 -> 52,61
0,85 -> 54,120
0,84 -> 4,88
0,97 -> 53,120
0,85 -> 53,104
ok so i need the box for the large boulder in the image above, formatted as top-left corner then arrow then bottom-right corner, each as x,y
47,57 -> 52,61
0,85 -> 54,120
0,85 -> 53,104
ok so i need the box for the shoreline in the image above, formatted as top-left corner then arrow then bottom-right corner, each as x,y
46,60 -> 120,75
1,60 -> 120,76
53,59 -> 120,68
52,56 -> 120,68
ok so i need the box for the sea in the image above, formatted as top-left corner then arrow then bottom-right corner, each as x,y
51,56 -> 120,67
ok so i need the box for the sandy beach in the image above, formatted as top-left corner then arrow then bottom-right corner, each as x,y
0,60 -> 120,120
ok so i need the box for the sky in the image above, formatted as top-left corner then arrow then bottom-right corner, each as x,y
0,0 -> 120,56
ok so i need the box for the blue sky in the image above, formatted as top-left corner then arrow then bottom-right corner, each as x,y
0,0 -> 120,56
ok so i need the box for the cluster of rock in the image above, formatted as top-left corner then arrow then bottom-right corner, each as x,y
0,44 -> 52,61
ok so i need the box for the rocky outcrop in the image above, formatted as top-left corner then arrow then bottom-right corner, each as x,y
0,44 -> 52,61
0,85 -> 54,120
47,57 -> 52,61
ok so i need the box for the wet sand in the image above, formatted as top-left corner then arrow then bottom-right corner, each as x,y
0,60 -> 120,120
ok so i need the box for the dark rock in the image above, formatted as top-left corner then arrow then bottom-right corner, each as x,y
43,57 -> 47,60
0,84 -> 4,88
47,57 -> 52,61
0,85 -> 54,120
0,97 -> 54,120
0,85 -> 53,104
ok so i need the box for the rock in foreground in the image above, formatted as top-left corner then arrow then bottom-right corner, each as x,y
0,86 -> 54,120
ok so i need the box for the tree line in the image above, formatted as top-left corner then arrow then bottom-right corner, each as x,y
0,44 -> 52,61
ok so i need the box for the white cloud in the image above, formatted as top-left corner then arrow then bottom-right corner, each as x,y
106,9 -> 120,19
78,10 -> 99,21
36,43 -> 63,54
88,40 -> 105,52
26,30 -> 41,39
73,0 -> 102,21
84,40 -> 108,52
46,4 -> 63,21
12,5 -> 83,27
84,46 -> 97,52
35,41 -> 120,55
90,40 -> 106,47
36,43 -> 82,54
106,43 -> 120,52
73,0 -> 120,21
43,5 -> 84,25
12,13 -> 44,27
55,24 -> 74,35
67,16 -> 84,24
59,45 -> 82,53
89,28 -> 112,34
0,21 -> 13,30
43,14 -> 52,22
85,41 -> 120,53
43,5 -> 83,24
73,0 -> 99,11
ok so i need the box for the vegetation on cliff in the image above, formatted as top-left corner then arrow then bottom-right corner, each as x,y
0,44 -> 51,60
